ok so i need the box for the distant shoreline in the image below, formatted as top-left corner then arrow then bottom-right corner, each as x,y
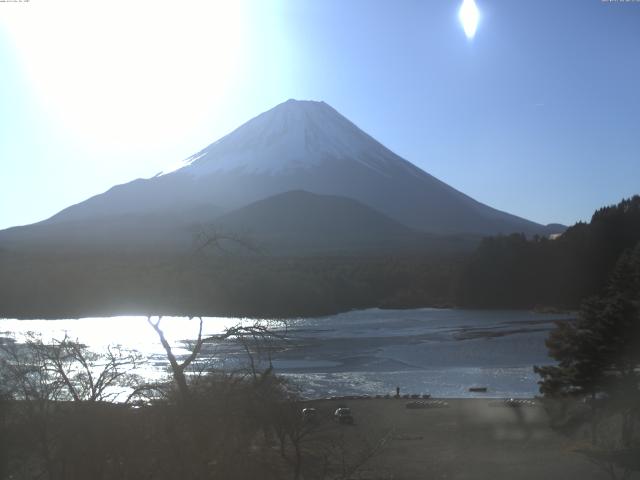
1,304 -> 576,322
303,395 -> 538,402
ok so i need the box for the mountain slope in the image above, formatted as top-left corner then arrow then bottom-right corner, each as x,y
0,205 -> 222,253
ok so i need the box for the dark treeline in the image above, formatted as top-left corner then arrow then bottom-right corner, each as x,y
0,251 -> 462,319
457,196 -> 640,309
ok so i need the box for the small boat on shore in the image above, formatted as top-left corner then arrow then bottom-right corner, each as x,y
468,387 -> 488,393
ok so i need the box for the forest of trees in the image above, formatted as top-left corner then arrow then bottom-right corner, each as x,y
0,251 -> 461,319
457,196 -> 640,309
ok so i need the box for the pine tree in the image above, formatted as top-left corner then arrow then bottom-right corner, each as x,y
535,243 -> 640,454
535,242 -> 640,399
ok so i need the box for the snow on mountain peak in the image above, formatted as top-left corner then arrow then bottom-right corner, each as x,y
170,99 -> 410,177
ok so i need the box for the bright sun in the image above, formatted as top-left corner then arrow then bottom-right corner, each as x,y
459,0 -> 480,39
1,0 -> 248,149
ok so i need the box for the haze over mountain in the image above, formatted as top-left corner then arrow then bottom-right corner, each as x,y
0,100 -> 562,253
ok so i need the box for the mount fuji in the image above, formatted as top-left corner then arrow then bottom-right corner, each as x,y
0,99 -> 560,253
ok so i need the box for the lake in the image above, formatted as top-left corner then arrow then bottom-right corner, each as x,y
0,308 -> 574,398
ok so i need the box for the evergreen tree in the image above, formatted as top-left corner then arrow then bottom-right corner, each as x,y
536,243 -> 640,454
535,242 -> 640,399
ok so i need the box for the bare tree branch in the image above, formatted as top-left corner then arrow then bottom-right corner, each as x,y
192,225 -> 262,255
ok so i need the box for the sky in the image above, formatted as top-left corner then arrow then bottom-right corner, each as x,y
0,0 -> 638,230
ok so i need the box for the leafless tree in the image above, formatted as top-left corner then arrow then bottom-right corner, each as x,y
146,316 -> 288,399
0,333 -> 143,480
193,225 -> 261,255
42,334 -> 142,403
142,315 -> 293,478
147,316 -> 204,404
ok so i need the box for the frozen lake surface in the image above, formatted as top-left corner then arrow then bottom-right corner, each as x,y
0,308 -> 574,398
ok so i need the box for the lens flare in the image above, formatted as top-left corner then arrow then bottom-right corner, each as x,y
0,0 -> 248,149
459,0 -> 480,39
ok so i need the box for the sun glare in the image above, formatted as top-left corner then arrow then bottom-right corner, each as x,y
459,0 -> 480,39
0,0 -> 248,149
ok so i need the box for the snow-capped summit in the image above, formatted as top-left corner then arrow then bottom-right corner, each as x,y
176,99 -> 418,177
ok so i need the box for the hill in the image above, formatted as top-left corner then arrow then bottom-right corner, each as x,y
210,190 -> 478,255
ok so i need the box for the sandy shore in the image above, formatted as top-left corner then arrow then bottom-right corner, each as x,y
301,397 -> 615,480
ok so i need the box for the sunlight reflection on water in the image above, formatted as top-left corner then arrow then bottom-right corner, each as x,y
1,316 -> 259,355
0,309 -> 573,398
